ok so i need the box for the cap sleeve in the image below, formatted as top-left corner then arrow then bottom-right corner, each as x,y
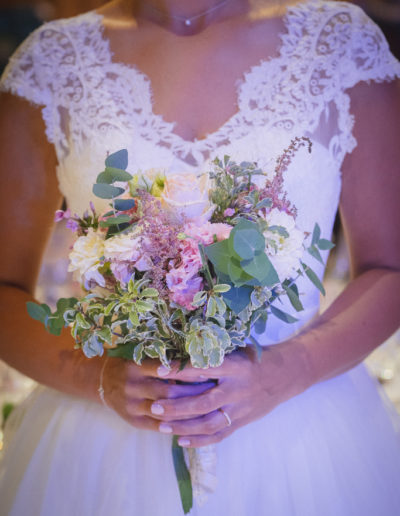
340,3 -> 400,89
0,25 -> 53,107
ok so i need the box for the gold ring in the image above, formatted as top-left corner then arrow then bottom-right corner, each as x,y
219,408 -> 232,427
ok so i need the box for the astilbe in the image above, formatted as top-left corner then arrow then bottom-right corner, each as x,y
138,192 -> 183,297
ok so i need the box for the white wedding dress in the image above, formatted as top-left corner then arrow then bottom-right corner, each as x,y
1,1 -> 400,514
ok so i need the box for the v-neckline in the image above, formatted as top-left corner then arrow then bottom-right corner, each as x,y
87,1 -> 310,148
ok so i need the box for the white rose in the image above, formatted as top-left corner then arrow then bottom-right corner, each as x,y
161,173 -> 214,222
68,228 -> 105,287
264,209 -> 305,281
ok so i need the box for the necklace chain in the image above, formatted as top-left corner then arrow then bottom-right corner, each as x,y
145,0 -> 234,26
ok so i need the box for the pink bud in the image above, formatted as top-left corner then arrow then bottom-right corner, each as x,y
223,208 -> 235,217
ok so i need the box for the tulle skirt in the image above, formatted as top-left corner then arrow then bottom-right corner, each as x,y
1,363 -> 400,516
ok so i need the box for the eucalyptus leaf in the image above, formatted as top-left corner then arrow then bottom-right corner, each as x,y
99,214 -> 131,227
204,239 -> 230,275
26,302 -> 48,323
283,284 -> 304,312
311,223 -> 321,246
232,226 -> 265,260
307,245 -> 324,265
96,167 -> 133,184
270,305 -> 298,324
93,183 -> 125,199
105,149 -> 128,170
113,198 -> 136,211
317,238 -> 335,250
222,285 -> 252,314
301,262 -> 326,296
241,252 -> 280,287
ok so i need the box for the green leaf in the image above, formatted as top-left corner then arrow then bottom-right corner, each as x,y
105,149 -> 128,170
135,300 -> 153,313
270,305 -> 298,323
222,285 -> 252,314
172,436 -> 193,515
99,214 -> 131,227
283,284 -> 304,312
232,226 -> 265,260
96,327 -> 112,345
113,198 -> 136,211
241,252 -> 280,287
47,317 -> 64,336
206,297 -> 217,318
76,312 -> 91,329
104,301 -> 117,316
26,302 -> 49,323
140,288 -> 159,298
204,239 -> 230,275
255,198 -> 272,210
93,183 -> 125,199
96,167 -> 133,184
213,283 -> 231,293
133,342 -> 144,364
227,257 -> 253,286
129,310 -> 139,326
307,245 -> 324,265
301,262 -> 326,296
317,238 -> 335,250
107,342 -> 135,360
311,223 -> 321,246
253,311 -> 268,335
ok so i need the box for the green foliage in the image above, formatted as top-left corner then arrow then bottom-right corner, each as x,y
105,149 -> 129,170
172,436 -> 193,514
92,183 -> 125,199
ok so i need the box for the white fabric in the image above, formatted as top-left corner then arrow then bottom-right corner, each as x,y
1,0 -> 400,514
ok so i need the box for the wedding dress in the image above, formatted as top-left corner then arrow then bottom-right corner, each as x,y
1,1 -> 400,514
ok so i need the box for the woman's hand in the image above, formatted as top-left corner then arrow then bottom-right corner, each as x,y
146,341 -> 312,447
101,357 -> 215,430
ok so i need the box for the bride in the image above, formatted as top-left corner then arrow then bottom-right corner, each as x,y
0,0 -> 400,514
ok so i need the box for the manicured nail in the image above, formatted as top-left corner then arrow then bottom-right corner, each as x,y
159,423 -> 173,434
199,375 -> 207,379
157,366 -> 170,377
151,403 -> 164,415
178,438 -> 190,447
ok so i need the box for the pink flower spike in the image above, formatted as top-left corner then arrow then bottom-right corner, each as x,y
223,208 -> 235,217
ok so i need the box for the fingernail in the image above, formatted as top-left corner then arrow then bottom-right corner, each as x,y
151,403 -> 164,415
157,366 -> 170,377
199,375 -> 207,379
159,423 -> 173,434
178,438 -> 190,447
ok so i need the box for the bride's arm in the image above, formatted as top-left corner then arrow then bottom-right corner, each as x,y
0,93 -> 210,424
147,79 -> 400,447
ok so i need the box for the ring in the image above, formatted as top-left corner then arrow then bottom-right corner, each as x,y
219,408 -> 232,427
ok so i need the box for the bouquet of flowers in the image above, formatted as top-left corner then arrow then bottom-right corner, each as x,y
27,137 -> 333,513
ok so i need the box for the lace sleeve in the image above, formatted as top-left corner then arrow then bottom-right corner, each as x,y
339,3 -> 400,89
0,22 -> 71,154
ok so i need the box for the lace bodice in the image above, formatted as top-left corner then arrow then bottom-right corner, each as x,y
1,0 -> 399,342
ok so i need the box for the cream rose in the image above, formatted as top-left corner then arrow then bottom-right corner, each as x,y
68,228 -> 105,287
264,209 -> 305,281
103,231 -> 152,272
161,173 -> 214,222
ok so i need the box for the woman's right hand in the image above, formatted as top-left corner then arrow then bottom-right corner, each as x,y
101,357 -> 214,431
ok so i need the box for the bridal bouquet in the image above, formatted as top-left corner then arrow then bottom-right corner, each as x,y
27,137 -> 333,513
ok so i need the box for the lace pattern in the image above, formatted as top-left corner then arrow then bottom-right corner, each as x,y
1,0 -> 399,166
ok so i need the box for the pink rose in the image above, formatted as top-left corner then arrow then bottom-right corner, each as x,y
183,221 -> 232,246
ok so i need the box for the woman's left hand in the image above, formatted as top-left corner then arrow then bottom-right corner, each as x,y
150,340 -> 313,447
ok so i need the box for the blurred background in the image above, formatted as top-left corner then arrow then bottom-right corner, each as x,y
0,0 -> 399,452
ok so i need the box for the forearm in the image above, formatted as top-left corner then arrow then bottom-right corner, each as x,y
0,283 -> 104,403
296,267 -> 400,386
